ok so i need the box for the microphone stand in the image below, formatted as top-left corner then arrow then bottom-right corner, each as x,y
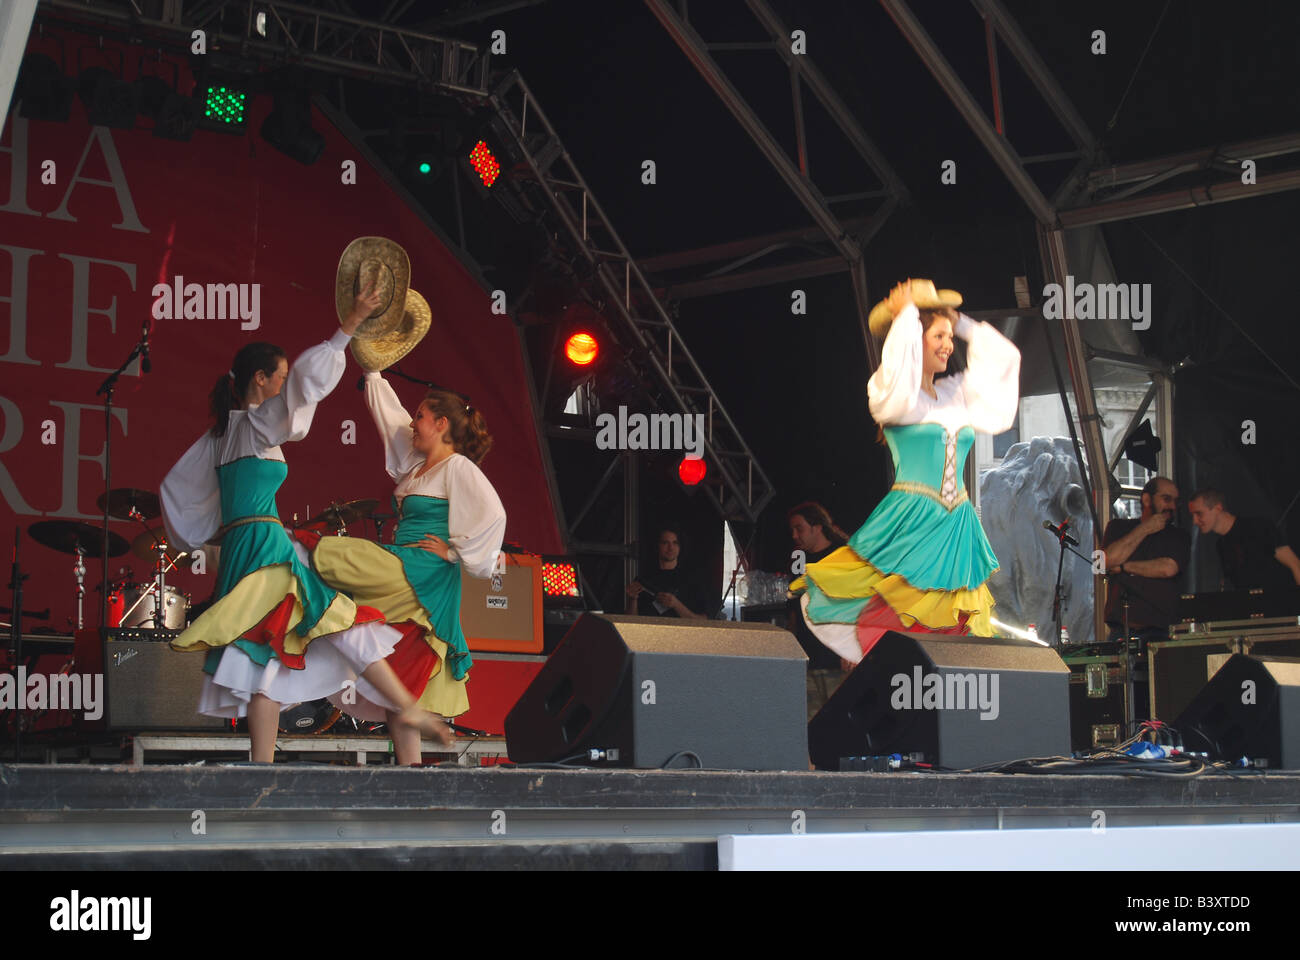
95,338 -> 146,648
1044,523 -> 1094,646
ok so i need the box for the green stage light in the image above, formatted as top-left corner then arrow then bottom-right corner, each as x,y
202,84 -> 247,128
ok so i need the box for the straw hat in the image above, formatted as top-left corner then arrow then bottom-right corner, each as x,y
867,278 -> 963,337
336,237 -> 410,340
350,289 -> 432,372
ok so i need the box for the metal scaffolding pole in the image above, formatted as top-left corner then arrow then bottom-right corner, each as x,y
1040,224 -> 1111,645
1060,168 -> 1300,227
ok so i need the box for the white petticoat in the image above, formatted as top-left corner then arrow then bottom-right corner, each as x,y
196,619 -> 403,718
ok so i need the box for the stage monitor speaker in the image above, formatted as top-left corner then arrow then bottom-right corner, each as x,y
504,614 -> 808,770
1174,655 -> 1300,769
807,631 -> 1071,770
75,628 -> 227,731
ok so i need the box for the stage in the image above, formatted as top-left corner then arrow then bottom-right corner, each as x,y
3,762 -> 1298,870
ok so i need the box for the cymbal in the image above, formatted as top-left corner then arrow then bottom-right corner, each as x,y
97,488 -> 161,522
131,528 -> 188,565
29,520 -> 130,558
295,499 -> 379,530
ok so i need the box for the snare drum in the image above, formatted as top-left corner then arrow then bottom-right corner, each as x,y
107,582 -> 190,630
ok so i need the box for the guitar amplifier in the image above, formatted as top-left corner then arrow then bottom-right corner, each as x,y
74,628 -> 226,731
461,552 -> 543,654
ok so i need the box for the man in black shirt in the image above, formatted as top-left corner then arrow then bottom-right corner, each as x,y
1188,489 -> 1300,591
626,526 -> 709,619
785,502 -> 850,717
1101,476 -> 1190,637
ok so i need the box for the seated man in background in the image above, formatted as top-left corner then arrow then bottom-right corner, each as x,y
1188,489 -> 1300,591
625,525 -> 709,619
1101,476 -> 1189,640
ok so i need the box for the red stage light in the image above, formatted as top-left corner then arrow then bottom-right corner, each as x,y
564,332 -> 599,366
541,562 -> 579,598
469,140 -> 501,187
678,456 -> 706,486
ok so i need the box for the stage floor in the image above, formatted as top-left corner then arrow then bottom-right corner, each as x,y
3,763 -> 1298,869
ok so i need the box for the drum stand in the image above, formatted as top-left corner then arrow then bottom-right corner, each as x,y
74,546 -> 86,631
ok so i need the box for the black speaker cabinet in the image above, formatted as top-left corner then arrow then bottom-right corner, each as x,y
1174,655 -> 1300,769
808,631 -> 1071,770
75,628 -> 227,731
504,614 -> 808,770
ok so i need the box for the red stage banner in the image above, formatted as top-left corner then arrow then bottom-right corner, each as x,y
1,36 -> 563,631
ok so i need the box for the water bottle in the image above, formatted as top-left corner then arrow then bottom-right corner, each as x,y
1060,626 -> 1069,646
1027,622 -> 1038,643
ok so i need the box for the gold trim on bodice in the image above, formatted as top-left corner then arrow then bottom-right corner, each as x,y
890,482 -> 969,511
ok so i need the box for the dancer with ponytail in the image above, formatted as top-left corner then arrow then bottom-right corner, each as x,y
791,279 -> 1020,667
161,255 -> 454,762
310,367 -> 505,766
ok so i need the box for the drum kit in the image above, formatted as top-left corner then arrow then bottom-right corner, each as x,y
26,490 -> 393,735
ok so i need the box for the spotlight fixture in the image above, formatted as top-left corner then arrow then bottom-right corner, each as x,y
260,85 -> 324,165
198,81 -> 250,133
678,456 -> 707,486
16,53 -> 73,122
468,139 -> 501,187
564,331 -> 600,367
136,63 -> 197,142
78,65 -> 137,129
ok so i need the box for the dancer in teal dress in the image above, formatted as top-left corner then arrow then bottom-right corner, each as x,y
161,285 -> 453,761
792,279 -> 1021,665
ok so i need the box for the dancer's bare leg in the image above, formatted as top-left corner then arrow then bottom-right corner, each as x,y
247,693 -> 281,763
360,659 -> 453,754
387,715 -> 423,765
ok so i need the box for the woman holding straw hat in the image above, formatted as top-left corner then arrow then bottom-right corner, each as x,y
161,238 -> 455,761
790,279 -> 1020,665
306,263 -> 506,765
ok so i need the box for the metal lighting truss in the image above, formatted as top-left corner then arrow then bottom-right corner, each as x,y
38,0 -> 490,93
484,69 -> 777,525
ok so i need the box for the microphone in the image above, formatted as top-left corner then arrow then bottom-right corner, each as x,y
141,320 -> 151,374
1042,519 -> 1079,546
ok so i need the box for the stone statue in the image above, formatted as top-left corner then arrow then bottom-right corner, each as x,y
980,436 -> 1096,644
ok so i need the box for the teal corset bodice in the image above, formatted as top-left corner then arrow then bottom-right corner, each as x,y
382,494 -> 472,680
218,456 -> 287,524
206,457 -> 337,670
846,423 -> 997,591
885,422 -> 973,504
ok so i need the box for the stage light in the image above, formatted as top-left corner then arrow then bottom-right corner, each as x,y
541,562 -> 579,598
78,66 -> 137,129
137,74 -> 197,142
1123,420 -> 1162,472
200,83 -> 248,132
16,53 -> 73,122
678,456 -> 706,486
261,86 -> 324,165
564,332 -> 599,366
469,139 -> 500,187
